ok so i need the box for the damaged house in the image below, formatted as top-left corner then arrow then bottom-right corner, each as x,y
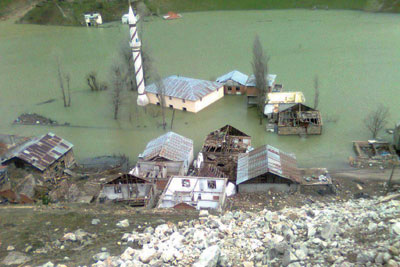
351,140 -> 399,168
199,125 -> 251,182
266,103 -> 323,135
216,70 -> 249,95
1,132 -> 75,179
246,74 -> 279,106
135,132 -> 194,190
236,145 -> 301,193
158,176 -> 227,211
98,173 -> 156,207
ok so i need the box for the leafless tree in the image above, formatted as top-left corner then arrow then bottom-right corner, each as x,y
314,75 -> 320,110
86,71 -> 107,91
364,104 -> 390,139
251,35 -> 269,125
56,58 -> 71,107
154,71 -> 167,130
111,65 -> 125,120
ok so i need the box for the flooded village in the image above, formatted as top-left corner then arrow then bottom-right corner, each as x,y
1,0 -> 400,266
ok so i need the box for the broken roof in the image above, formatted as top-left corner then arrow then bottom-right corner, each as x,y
264,103 -> 316,115
246,74 -> 277,87
145,75 -> 222,101
216,70 -> 249,86
140,132 -> 193,162
2,132 -> 73,172
236,145 -> 300,185
208,125 -> 250,138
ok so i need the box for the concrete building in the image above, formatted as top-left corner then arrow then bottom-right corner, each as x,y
158,176 -> 227,211
236,145 -> 300,193
135,132 -> 194,190
1,132 -> 75,179
145,75 -> 224,113
216,70 -> 249,95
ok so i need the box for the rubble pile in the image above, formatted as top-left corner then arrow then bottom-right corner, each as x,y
92,195 -> 400,267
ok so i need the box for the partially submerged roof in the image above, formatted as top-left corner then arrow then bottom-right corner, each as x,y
267,92 -> 305,104
236,145 -> 300,185
208,125 -> 250,138
246,74 -> 277,87
140,132 -> 193,162
145,75 -> 222,101
216,70 -> 249,86
2,132 -> 73,172
264,103 -> 315,115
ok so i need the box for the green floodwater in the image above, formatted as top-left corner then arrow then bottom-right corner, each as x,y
0,10 -> 399,169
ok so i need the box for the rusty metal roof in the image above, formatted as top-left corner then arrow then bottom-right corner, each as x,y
2,132 -> 73,172
145,75 -> 222,101
236,145 -> 300,185
140,132 -> 193,162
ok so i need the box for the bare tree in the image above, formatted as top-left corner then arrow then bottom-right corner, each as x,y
251,35 -> 269,125
86,71 -> 107,91
154,71 -> 167,130
364,104 -> 390,139
313,75 -> 320,110
111,65 -> 125,120
56,58 -> 71,107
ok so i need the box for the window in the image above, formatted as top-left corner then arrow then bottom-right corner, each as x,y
183,107 -> 187,111
169,96 -> 172,100
156,93 -> 159,97
236,87 -> 240,91
182,99 -> 185,103
182,179 -> 190,187
169,104 -> 173,108
157,102 -> 160,106
227,86 -> 232,91
207,180 -> 216,189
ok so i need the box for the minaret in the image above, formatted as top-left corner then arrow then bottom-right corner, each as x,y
128,4 -> 149,106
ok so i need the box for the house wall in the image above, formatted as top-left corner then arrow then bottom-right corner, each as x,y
224,84 -> 247,95
43,149 -> 75,178
138,161 -> 185,178
238,183 -> 298,193
278,125 -> 322,135
102,184 -> 150,200
146,86 -> 223,113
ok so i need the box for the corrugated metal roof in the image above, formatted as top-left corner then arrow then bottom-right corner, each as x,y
236,145 -> 300,185
216,70 -> 249,86
141,132 -> 193,162
267,92 -> 305,104
246,74 -> 277,87
264,103 -> 297,115
3,132 -> 73,172
145,75 -> 222,101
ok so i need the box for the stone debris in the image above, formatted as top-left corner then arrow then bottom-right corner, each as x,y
1,251 -> 32,266
92,219 -> 101,225
90,194 -> 400,266
116,219 -> 129,228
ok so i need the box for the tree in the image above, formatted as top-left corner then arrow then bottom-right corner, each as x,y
154,71 -> 167,130
56,58 -> 71,107
86,71 -> 107,91
313,75 -> 320,110
364,104 -> 390,139
111,65 -> 125,120
251,35 -> 269,125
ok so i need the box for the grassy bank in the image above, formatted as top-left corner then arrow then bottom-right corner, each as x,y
4,0 -> 400,26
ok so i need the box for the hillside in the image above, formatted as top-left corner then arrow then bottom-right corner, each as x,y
1,0 -> 400,26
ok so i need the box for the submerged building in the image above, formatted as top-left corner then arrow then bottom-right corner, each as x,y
145,75 -> 224,113
216,70 -> 249,95
236,145 -> 300,193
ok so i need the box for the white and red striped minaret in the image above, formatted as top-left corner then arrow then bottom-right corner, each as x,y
128,4 -> 149,106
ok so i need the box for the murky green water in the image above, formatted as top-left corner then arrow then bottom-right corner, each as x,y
1,10 -> 399,168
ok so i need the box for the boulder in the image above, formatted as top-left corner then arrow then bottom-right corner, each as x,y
116,219 -> 129,228
193,245 -> 221,267
1,251 -> 32,266
139,247 -> 157,263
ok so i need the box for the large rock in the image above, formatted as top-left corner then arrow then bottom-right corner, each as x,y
282,251 -> 298,267
139,247 -> 157,263
93,252 -> 110,262
1,251 -> 31,266
193,245 -> 221,267
116,219 -> 129,228
392,222 -> 400,236
320,223 -> 337,240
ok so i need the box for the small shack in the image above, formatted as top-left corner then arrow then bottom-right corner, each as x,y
158,176 -> 227,211
216,70 -> 249,95
246,74 -> 279,106
200,125 -> 251,182
275,103 -> 322,135
1,133 -> 75,179
98,173 -> 155,207
136,132 -> 194,190
236,145 -> 300,193
351,140 -> 399,168
84,12 -> 102,26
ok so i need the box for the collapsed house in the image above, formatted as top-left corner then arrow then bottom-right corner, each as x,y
236,145 -> 301,193
246,74 -> 279,106
135,132 -> 194,190
299,168 -> 334,194
351,140 -> 399,168
1,132 -> 75,179
216,70 -> 249,95
267,103 -> 323,135
98,173 -> 156,207
199,125 -> 251,182
145,75 -> 224,113
158,176 -> 227,211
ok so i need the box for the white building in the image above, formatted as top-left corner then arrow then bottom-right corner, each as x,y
84,12 -> 102,27
158,176 -> 227,211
